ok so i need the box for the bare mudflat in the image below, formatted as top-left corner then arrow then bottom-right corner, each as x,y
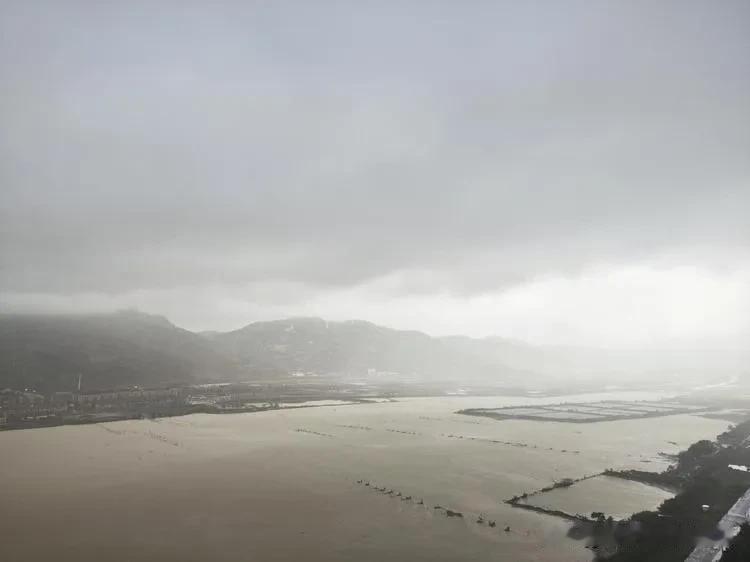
0,392 -> 729,562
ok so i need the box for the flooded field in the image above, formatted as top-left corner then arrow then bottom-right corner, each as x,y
522,475 -> 674,520
0,392 -> 730,562
462,400 -> 711,423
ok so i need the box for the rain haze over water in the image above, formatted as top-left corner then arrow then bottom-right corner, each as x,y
1,1 -> 748,351
1,2 -> 749,562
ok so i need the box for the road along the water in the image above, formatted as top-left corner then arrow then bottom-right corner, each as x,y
685,487 -> 750,562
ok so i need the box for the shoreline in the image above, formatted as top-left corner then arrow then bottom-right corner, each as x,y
0,398 -> 388,432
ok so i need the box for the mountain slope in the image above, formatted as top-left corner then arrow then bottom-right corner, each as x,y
0,311 -> 236,392
208,317 -> 523,382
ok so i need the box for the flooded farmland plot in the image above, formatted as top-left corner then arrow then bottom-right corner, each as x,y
0,393 -> 729,562
460,399 -> 713,423
521,475 -> 675,520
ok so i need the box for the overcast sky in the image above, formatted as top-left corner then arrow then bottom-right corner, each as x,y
1,1 -> 748,348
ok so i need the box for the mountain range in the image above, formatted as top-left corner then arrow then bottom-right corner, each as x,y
0,311 -> 743,393
0,311 -> 526,392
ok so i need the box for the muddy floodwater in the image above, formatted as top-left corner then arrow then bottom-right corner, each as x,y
0,392 -> 729,562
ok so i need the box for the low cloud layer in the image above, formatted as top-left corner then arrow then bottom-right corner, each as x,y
1,1 -> 748,346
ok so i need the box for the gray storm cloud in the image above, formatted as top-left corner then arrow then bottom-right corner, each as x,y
1,1 -> 748,339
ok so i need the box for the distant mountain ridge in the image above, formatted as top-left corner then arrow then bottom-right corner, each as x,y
0,312 -> 526,392
208,316 -> 524,381
1,311 -> 742,393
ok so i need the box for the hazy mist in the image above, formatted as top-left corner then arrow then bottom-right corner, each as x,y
2,1 -> 748,348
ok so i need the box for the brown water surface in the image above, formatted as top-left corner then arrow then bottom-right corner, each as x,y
0,392 -> 728,562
